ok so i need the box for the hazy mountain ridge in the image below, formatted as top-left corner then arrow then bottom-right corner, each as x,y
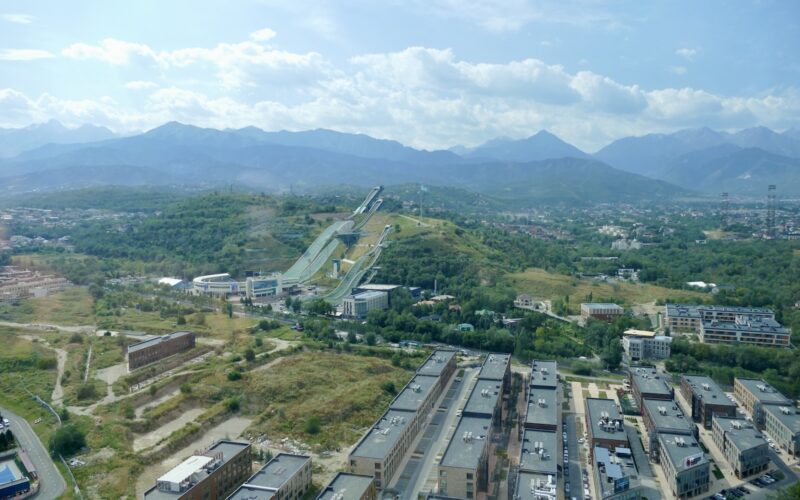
0,120 -> 116,158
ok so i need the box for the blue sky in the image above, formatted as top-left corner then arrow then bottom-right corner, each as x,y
0,0 -> 798,151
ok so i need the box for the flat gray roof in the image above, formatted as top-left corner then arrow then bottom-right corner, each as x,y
713,417 -> 767,452
736,379 -> 792,406
227,485 -> 275,500
525,388 -> 558,428
514,471 -> 557,500
390,375 -> 438,412
477,353 -> 510,381
519,430 -> 558,474
703,318 -> 790,335
582,303 -> 623,310
586,398 -> 626,442
593,446 -> 640,498
350,409 -> 414,460
666,304 -> 702,318
630,367 -> 672,397
642,399 -> 693,435
764,406 -> 800,435
464,379 -> 502,418
440,416 -> 492,469
316,473 -> 374,500
128,331 -> 193,354
682,375 -> 736,408
529,360 -> 558,389
658,433 -> 708,472
353,290 -> 387,300
417,350 -> 456,377
244,454 -> 309,490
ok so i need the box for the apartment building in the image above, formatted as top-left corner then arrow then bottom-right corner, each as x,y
680,375 -> 738,428
463,379 -> 503,426
666,304 -> 775,333
592,446 -> 643,500
658,433 -> 710,499
127,331 -> 196,371
524,388 -> 559,432
581,303 -> 624,321
226,454 -> 311,500
641,398 -> 695,462
437,416 -> 492,499
529,360 -> 558,390
629,367 -> 673,407
315,473 -> 376,500
763,405 -> 800,457
711,417 -> 769,478
477,353 -> 511,393
733,378 -> 791,428
621,330 -> 672,361
519,429 -> 558,476
144,440 -> 252,500
585,398 -> 627,453
513,471 -> 557,500
700,317 -> 791,347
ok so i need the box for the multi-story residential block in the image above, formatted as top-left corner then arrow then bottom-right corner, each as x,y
342,291 -> 389,319
529,360 -> 558,390
666,304 -> 775,333
524,388 -> 559,432
581,303 -> 624,321
680,375 -> 738,428
316,473 -> 377,500
463,379 -> 503,426
389,374 -> 441,437
477,353 -> 511,393
226,453 -> 311,500
513,471 -> 557,500
665,304 -> 703,333
629,367 -> 673,408
592,446 -> 643,500
700,317 -> 791,347
711,417 -> 770,478
127,331 -> 196,371
519,429 -> 558,475
585,398 -> 627,453
658,433 -> 710,500
144,440 -> 252,500
734,378 -> 791,428
621,329 -> 672,361
417,350 -> 457,389
641,398 -> 695,462
437,416 -> 492,499
763,405 -> 800,457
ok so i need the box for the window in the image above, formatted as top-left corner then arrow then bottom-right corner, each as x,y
466,473 -> 473,479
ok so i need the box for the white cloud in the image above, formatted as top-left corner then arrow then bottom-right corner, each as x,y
2,13 -> 35,24
670,66 -> 687,75
675,47 -> 697,60
62,39 -> 157,65
0,49 -> 54,61
124,80 -> 159,90
249,28 -> 277,42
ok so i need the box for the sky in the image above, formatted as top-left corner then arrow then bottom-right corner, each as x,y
0,0 -> 798,151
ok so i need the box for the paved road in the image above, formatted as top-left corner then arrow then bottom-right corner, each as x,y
564,413 -> 584,499
0,407 -> 66,500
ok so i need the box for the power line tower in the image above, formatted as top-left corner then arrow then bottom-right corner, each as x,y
766,184 -> 777,238
720,192 -> 730,227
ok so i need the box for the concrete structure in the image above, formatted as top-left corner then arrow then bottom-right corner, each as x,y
144,440 -> 251,500
657,433 -> 710,499
0,458 -> 30,499
193,273 -> 240,297
734,378 -> 791,428
127,331 -> 196,371
763,405 -> 800,457
666,304 -> 776,333
353,284 -> 421,305
463,379 -> 503,424
476,353 -> 511,393
585,398 -> 627,453
342,290 -> 389,319
0,265 -> 70,302
514,294 -> 535,308
700,317 -> 791,347
524,388 -> 559,432
245,275 -> 282,298
621,330 -> 672,361
641,398 -> 695,462
437,416 -> 492,499
529,360 -> 558,390
316,473 -> 376,500
591,446 -> 642,500
519,430 -> 558,475
711,417 -> 770,478
628,366 -> 673,407
226,453 -> 311,500
580,303 -> 624,321
680,375 -> 737,428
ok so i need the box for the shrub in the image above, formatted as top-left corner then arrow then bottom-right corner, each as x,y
69,333 -> 84,344
244,349 -> 256,362
227,370 -> 243,381
49,424 -> 86,457
76,384 -> 97,400
304,416 -> 321,435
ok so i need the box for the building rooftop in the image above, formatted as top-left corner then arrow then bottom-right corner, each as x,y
736,379 -> 792,406
702,317 -> 790,335
582,303 -> 623,311
477,353 -> 510,381
642,398 -> 693,435
354,284 -> 402,292
586,398 -> 626,443
666,304 -> 702,318
667,304 -> 775,317
416,350 -> 456,377
514,471 -> 557,500
390,375 -> 438,412
0,460 -> 23,486
144,440 -> 250,500
128,331 -> 193,354
682,375 -> 736,408
623,329 -> 656,338
440,416 -> 492,469
464,379 -> 502,418
226,485 -> 275,500
352,290 -> 387,301
699,305 -> 774,315
658,433 -> 708,472
316,473 -> 375,500
242,454 -> 310,491
519,430 -> 558,474
630,367 -> 672,398
713,417 -> 767,452
350,409 -> 414,460
593,446 -> 640,498
764,406 -> 800,434
525,388 -> 558,428
529,360 -> 558,389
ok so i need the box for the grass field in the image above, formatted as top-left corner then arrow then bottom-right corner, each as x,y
0,287 -> 95,325
507,267 -> 705,311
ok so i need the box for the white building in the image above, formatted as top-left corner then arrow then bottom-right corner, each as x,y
342,291 -> 389,319
192,273 -> 241,297
622,329 -> 672,361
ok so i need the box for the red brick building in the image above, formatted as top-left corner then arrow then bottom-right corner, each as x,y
127,331 -> 196,371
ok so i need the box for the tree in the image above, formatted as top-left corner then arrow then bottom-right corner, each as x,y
365,332 -> 376,346
304,416 -> 321,435
49,424 -> 86,457
244,349 -> 256,362
225,302 -> 234,319
601,341 -> 624,371
381,381 -> 397,395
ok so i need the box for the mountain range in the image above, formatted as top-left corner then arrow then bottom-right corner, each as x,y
0,120 -> 798,201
